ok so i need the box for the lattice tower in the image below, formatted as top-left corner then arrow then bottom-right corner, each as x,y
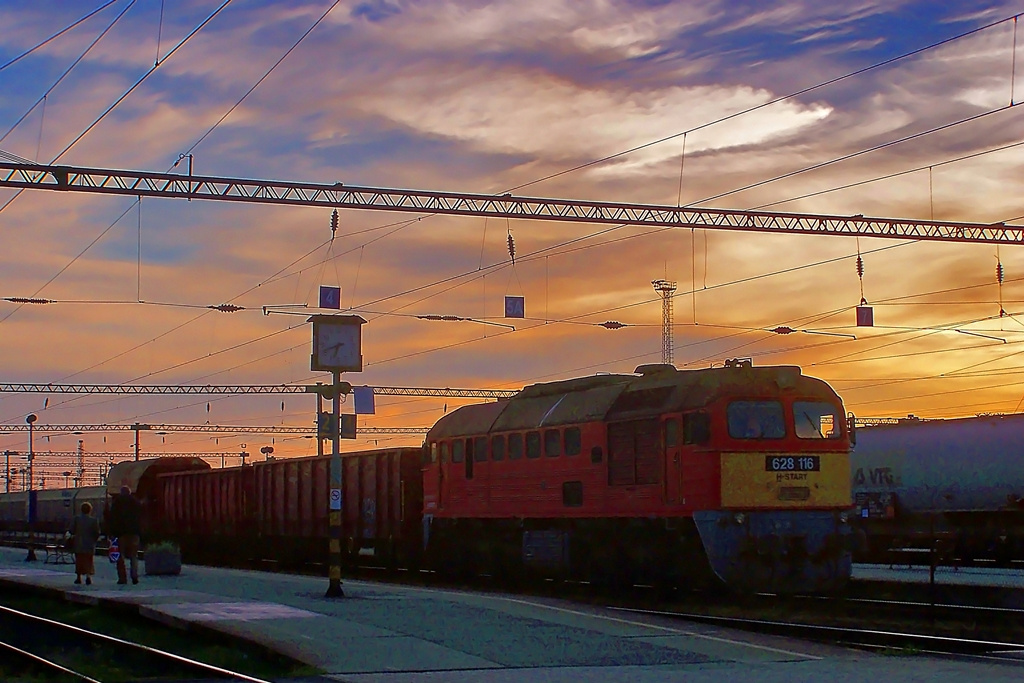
652,279 -> 677,365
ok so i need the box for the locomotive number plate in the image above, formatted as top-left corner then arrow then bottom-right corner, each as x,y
764,455 -> 820,472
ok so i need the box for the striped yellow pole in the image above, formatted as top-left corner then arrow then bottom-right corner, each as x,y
325,371 -> 344,598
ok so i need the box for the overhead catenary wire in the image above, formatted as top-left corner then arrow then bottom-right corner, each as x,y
8,7 -> 1024,432
0,0 -> 136,148
0,0 -> 120,72
498,12 -> 1024,195
0,1 -> 232,328
12,12 -> 1007,368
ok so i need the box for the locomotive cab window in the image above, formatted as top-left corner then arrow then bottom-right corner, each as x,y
545,429 -> 561,457
452,440 -> 465,463
794,401 -> 841,440
440,442 -> 450,464
508,433 -> 524,460
429,442 -> 438,463
727,401 -> 785,439
683,412 -> 710,444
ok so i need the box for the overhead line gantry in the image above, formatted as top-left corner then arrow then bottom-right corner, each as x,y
1,162 -> 1022,244
0,423 -> 429,435
0,383 -> 517,399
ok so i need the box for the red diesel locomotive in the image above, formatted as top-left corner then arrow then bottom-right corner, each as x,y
423,360 -> 853,593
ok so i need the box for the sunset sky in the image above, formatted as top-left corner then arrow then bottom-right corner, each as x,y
3,0 -> 1024,481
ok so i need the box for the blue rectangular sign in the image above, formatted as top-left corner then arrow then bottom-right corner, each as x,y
319,285 -> 341,310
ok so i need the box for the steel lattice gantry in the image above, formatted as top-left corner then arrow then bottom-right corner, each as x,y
2,161 -> 1023,244
0,383 -> 517,399
0,450 -> 242,458
0,424 -> 429,435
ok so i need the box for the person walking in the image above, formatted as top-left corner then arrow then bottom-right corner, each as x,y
107,485 -> 142,585
68,502 -> 101,585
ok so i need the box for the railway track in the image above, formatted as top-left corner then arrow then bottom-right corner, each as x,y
608,604 -> 1024,663
0,603 -> 271,682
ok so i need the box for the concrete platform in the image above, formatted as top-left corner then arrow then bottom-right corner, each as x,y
1,547 -> 1023,682
854,563 -> 1024,589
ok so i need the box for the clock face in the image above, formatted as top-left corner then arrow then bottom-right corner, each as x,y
313,323 -> 361,371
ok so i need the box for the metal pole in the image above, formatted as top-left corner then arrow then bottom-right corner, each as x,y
3,451 -> 10,494
317,383 -> 324,459
25,414 -> 37,561
134,425 -> 140,461
326,371 -> 344,597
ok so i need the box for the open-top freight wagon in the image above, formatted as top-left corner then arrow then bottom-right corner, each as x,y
153,448 -> 423,568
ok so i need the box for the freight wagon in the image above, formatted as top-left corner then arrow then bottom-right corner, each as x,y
851,414 -> 1024,564
0,457 -> 208,540
154,448 -> 423,568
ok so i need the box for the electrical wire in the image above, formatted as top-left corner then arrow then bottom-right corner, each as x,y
499,12 -> 1023,195
0,0 -> 136,147
0,1 -> 119,72
8,7 -> 1024,432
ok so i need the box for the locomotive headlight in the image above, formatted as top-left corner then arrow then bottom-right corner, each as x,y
734,512 -> 746,525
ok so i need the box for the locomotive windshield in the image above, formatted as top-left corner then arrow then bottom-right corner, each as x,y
727,400 -> 785,439
794,401 -> 841,440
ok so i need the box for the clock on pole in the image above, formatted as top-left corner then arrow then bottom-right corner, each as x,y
310,314 -> 365,372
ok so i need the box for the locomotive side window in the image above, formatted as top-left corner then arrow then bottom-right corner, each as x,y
474,436 -> 489,461
452,440 -> 465,463
440,442 -> 450,464
491,435 -> 506,461
794,401 -> 841,440
508,433 -> 524,460
429,442 -> 438,463
665,419 -> 679,448
565,427 -> 581,456
727,401 -> 785,439
526,431 -> 542,459
683,413 -> 710,444
544,429 -> 561,457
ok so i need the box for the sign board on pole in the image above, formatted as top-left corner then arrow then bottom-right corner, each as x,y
319,285 -> 341,310
504,295 -> 525,318
329,488 -> 342,510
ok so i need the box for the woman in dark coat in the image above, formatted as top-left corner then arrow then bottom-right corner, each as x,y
68,502 -> 101,585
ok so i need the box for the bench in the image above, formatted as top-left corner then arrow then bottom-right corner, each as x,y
44,544 -> 73,565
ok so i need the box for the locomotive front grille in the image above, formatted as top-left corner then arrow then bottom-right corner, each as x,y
778,486 -> 811,501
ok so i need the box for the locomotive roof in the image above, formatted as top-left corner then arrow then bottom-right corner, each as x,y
428,363 -> 837,439
428,400 -> 508,439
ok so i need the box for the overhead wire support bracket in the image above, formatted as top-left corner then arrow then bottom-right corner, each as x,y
2,161 -> 1024,244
